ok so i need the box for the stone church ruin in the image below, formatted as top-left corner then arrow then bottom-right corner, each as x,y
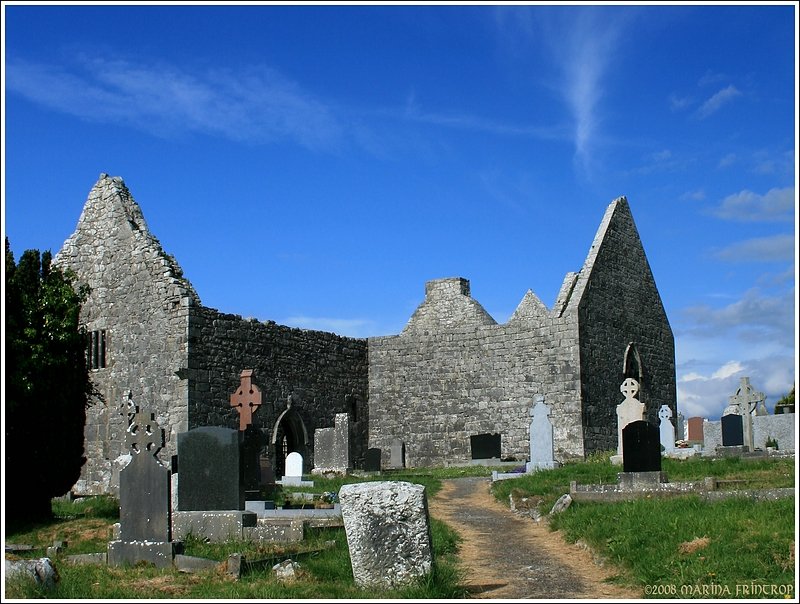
54,174 -> 676,496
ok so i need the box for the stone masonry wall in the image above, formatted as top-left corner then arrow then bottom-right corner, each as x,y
567,197 -> 677,454
55,175 -> 198,495
187,306 -> 369,471
368,278 -> 585,467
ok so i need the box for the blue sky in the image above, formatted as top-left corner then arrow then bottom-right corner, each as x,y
3,2 -> 797,421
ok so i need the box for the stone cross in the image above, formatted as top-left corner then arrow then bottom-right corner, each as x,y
615,378 -> 645,457
658,405 -> 675,452
127,407 -> 165,457
727,377 -> 764,450
230,369 -> 263,431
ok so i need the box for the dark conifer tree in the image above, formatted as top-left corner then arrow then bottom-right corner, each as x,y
5,238 -> 94,527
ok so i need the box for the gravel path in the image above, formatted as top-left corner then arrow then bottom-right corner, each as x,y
427,477 -> 642,600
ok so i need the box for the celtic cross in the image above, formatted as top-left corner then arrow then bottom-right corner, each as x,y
230,369 -> 263,431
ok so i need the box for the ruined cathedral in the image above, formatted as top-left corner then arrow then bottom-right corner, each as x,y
55,174 -> 676,496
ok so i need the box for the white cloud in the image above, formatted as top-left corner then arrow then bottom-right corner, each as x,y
711,360 -> 745,380
717,153 -> 736,168
712,234 -> 796,263
668,93 -> 693,111
6,57 -> 343,150
711,187 -> 795,222
696,84 -> 741,119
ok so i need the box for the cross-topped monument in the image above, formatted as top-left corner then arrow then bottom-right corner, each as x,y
230,369 -> 263,431
726,376 -> 765,451
612,378 -> 646,464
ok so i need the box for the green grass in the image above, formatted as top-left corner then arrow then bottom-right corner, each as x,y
5,469 -> 474,600
489,452 -> 796,598
550,496 -> 795,598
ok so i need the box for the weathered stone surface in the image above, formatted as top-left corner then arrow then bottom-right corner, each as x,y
5,558 -> 59,589
177,426 -> 243,511
339,481 -> 433,589
312,413 -> 350,473
550,493 -> 572,515
172,510 -> 257,543
107,540 -> 177,569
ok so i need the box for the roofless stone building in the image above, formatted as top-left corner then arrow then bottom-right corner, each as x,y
55,174 -> 676,495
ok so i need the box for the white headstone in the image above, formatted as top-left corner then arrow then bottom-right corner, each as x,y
285,452 -> 303,477
658,405 -> 676,452
527,396 -> 557,471
614,378 -> 646,458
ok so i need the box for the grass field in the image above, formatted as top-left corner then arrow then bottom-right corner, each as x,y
5,456 -> 796,599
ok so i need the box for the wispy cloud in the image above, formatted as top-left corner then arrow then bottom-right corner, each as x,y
711,186 -> 795,222
712,234 -> 795,263
6,56 -> 344,150
668,93 -> 693,112
717,153 -> 736,168
696,84 -> 741,119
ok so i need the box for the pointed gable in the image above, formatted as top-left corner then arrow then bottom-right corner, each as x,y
507,289 -> 549,325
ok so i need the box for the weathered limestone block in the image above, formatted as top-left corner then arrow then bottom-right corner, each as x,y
5,558 -> 59,590
339,481 -> 433,589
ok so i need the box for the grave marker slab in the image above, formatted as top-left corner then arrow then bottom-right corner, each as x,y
527,396 -> 557,471
177,426 -> 243,511
364,448 -> 382,472
615,378 -> 646,457
658,405 -> 676,453
312,413 -> 350,473
622,420 -> 661,473
108,406 -> 176,568
687,417 -> 704,443
339,481 -> 433,589
277,452 -> 313,486
389,440 -> 405,469
721,414 -> 744,447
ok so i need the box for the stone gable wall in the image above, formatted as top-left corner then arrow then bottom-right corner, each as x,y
368,278 -> 585,467
187,306 -> 369,470
570,198 -> 677,454
54,175 -> 197,495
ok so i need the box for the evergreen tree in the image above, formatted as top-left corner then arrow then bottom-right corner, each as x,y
5,238 -> 94,527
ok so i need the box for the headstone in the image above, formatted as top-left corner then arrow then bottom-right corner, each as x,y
721,414 -> 744,447
364,448 -> 382,472
389,440 -> 405,469
278,452 -> 312,486
527,396 -> 557,471
312,413 -> 350,473
615,378 -> 646,457
177,426 -> 243,511
230,369 -> 263,431
470,433 -> 501,460
658,405 -> 676,453
687,417 -> 704,443
727,377 -> 765,450
676,412 -> 685,441
241,426 -> 269,499
108,406 -> 177,568
339,481 -> 433,589
622,420 -> 661,473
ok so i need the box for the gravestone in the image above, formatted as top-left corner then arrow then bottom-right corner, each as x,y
241,426 -> 269,499
177,426 -> 243,511
611,378 -> 646,465
364,448 -> 382,472
389,440 -> 405,469
108,406 -> 177,568
727,377 -> 765,450
312,413 -> 350,473
470,433 -> 501,460
278,451 -> 312,486
622,420 -> 661,473
721,414 -> 744,447
339,481 -> 433,589
229,369 -> 263,431
527,396 -> 557,471
658,405 -> 676,453
676,412 -> 685,442
687,417 -> 704,443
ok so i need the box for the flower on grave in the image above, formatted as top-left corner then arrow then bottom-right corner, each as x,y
320,491 -> 338,504
675,439 -> 690,449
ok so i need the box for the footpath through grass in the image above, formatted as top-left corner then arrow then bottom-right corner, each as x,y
490,452 -> 797,599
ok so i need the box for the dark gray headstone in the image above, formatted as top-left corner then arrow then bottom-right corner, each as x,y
241,426 -> 268,498
177,426 -> 243,511
364,448 -> 382,472
108,407 -> 176,568
721,414 -> 744,446
470,433 -> 501,460
622,421 -> 661,473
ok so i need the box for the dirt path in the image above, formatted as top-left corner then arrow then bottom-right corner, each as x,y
427,477 -> 642,600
